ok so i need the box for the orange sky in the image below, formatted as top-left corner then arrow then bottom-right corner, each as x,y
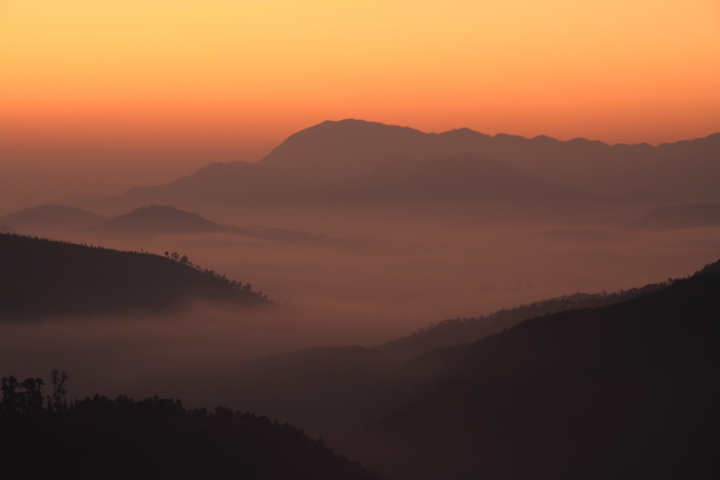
1,0 -> 719,149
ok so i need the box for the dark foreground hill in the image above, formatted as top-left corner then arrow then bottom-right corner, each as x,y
0,234 -> 270,319
209,261 -> 720,480
0,388 -> 380,480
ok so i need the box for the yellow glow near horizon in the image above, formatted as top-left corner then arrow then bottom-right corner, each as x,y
1,0 -> 719,144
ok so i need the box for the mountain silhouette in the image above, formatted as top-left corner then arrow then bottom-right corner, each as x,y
58,120 -> 720,215
89,205 -> 362,247
92,205 -> 230,234
625,203 -> 720,230
0,204 -> 107,231
0,233 -> 270,319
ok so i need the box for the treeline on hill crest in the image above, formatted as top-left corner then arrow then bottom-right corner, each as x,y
0,371 -> 380,480
0,233 -> 271,319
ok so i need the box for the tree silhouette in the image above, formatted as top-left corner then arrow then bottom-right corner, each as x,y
47,369 -> 69,413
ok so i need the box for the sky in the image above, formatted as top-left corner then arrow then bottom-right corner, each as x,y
1,0 -> 719,208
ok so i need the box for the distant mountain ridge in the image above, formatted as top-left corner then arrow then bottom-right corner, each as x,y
57,120 -> 720,215
1,204 -> 359,247
93,205 -> 230,234
0,205 -> 107,231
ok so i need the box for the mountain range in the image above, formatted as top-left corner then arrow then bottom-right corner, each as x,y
57,120 -> 720,216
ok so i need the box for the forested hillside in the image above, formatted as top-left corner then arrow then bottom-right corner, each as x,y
0,378 -> 379,480
377,281 -> 669,361
0,234 -> 270,319
374,262 -> 720,479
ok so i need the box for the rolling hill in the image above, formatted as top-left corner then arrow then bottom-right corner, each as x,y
0,204 -> 107,231
90,205 -> 362,247
92,205 -> 230,234
0,233 -> 270,319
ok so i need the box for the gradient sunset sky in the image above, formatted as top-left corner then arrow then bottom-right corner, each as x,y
1,0 -> 719,151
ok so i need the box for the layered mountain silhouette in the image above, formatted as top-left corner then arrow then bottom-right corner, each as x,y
206,259 -> 720,480
0,233 -> 270,319
0,204 -> 107,231
0,224 -> 16,234
58,120 -> 720,215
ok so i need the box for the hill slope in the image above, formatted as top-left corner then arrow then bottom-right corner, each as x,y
375,264 -> 720,479
0,234 -> 269,319
0,391 -> 380,480
376,281 -> 669,361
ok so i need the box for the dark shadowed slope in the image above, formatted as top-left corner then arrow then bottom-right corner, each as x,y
625,203 -> 720,230
375,263 -> 720,480
0,205 -> 107,231
0,234 -> 270,319
58,120 -> 720,215
376,281 -> 670,361
0,391 -> 380,480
